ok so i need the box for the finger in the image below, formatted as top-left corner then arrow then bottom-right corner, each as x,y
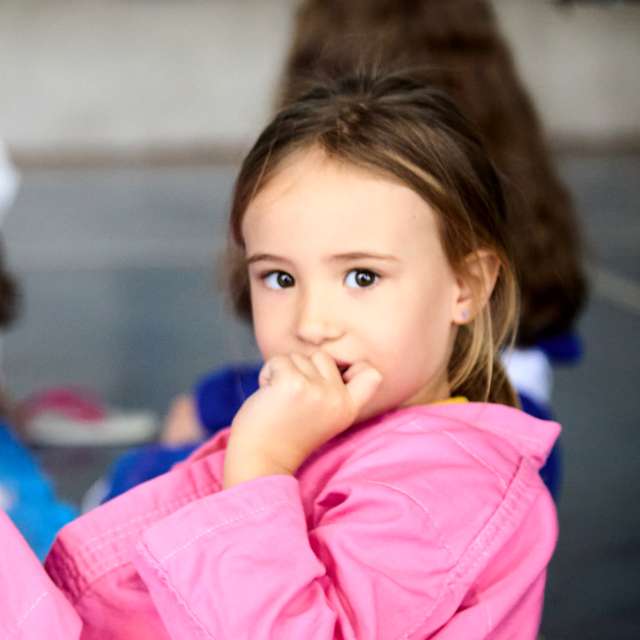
258,355 -> 295,387
310,350 -> 342,382
258,362 -> 273,387
344,365 -> 383,413
342,361 -> 370,384
289,352 -> 317,379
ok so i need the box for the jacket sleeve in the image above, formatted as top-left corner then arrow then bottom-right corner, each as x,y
0,511 -> 82,640
133,473 -> 461,640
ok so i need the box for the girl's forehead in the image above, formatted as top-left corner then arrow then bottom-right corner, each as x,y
248,146 -> 373,209
242,147 -> 440,248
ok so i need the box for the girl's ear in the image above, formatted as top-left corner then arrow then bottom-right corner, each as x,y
452,250 -> 500,325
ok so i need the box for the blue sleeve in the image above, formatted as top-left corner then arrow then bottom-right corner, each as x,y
101,441 -> 200,503
100,363 -> 261,504
195,363 -> 261,436
0,422 -> 77,559
517,393 -> 562,502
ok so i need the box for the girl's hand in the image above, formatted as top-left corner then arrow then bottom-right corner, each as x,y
223,352 -> 382,488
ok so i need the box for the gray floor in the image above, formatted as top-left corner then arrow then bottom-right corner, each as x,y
3,154 -> 639,637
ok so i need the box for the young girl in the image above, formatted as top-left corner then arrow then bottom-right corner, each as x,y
156,0 -> 583,501
0,153 -> 78,559
0,71 -> 559,639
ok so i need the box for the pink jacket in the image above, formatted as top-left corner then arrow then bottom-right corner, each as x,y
0,402 -> 559,639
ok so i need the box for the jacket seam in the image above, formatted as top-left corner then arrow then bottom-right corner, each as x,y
137,499 -> 297,638
441,429 -> 509,491
396,459 -> 539,639
136,541 -> 217,640
81,485 -> 220,551
47,485 -> 219,604
5,591 -> 49,639
403,412 -> 550,447
364,480 -> 456,564
159,498 -> 291,562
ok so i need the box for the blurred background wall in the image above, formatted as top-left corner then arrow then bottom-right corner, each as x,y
1,0 -> 639,165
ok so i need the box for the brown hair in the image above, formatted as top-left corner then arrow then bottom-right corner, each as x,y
0,240 -> 18,331
226,71 -> 519,406
0,238 -> 19,418
277,0 -> 587,346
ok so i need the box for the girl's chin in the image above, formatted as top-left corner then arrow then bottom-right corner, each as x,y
354,395 -> 400,424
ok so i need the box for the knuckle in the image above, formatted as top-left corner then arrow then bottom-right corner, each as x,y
311,350 -> 327,364
270,355 -> 287,367
325,390 -> 347,417
288,374 -> 306,395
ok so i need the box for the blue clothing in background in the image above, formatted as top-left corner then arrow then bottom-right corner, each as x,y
0,421 -> 77,559
101,441 -> 200,502
195,363 -> 260,432
518,393 -> 562,500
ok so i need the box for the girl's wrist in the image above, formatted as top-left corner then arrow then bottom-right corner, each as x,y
223,446 -> 294,489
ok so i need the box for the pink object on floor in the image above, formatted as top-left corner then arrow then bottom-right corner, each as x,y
20,387 -> 107,423
17,386 -> 157,447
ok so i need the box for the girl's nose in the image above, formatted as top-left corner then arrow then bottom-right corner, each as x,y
295,291 -> 343,346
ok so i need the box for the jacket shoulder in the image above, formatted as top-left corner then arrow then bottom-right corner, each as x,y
324,408 -> 554,565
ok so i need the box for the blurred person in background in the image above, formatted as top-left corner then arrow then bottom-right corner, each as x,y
0,139 -> 20,403
2,138 -> 155,450
99,0 -> 587,504
0,140 -> 77,559
275,0 -> 588,445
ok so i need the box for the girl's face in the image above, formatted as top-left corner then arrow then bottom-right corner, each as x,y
242,147 -> 469,421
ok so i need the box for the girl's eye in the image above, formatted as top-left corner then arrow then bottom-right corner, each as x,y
263,271 -> 295,289
344,269 -> 378,289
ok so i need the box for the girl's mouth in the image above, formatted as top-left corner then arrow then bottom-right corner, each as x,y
336,362 -> 351,381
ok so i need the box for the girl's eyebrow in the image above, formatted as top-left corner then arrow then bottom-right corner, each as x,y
245,253 -> 293,266
246,252 -> 400,266
330,252 -> 400,263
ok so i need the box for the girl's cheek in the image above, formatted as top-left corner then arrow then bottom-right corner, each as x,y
253,309 -> 285,358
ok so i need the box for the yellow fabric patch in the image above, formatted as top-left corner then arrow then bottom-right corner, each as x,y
433,396 -> 468,406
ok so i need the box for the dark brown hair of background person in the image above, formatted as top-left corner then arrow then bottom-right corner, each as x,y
276,0 -> 588,347
0,239 -> 19,417
226,71 -> 519,406
0,245 -> 18,329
